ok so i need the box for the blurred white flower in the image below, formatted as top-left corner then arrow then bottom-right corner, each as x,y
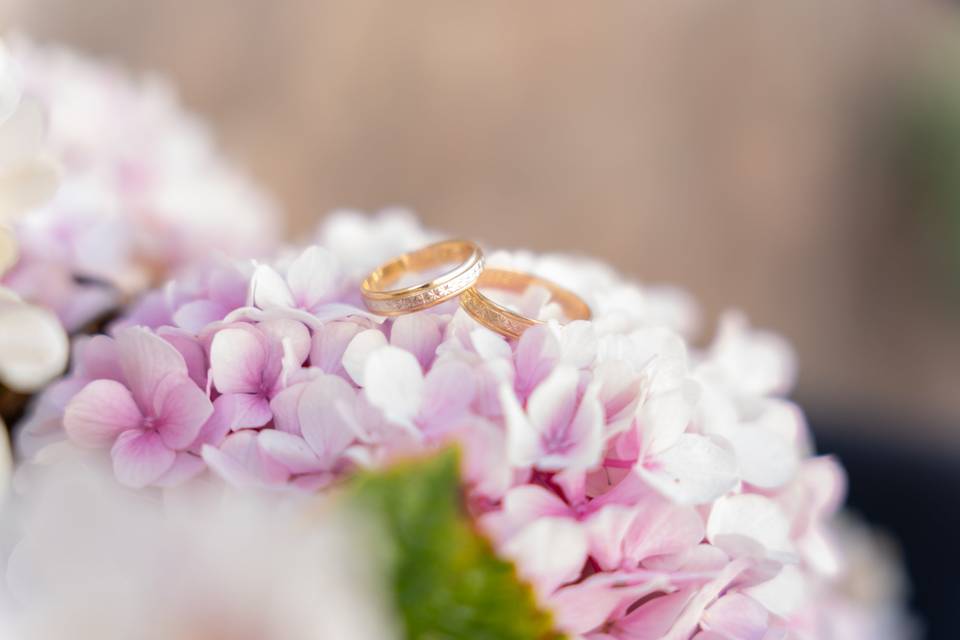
0,287 -> 67,393
4,444 -> 399,640
0,41 -> 58,225
3,36 -> 281,330
0,38 -> 67,393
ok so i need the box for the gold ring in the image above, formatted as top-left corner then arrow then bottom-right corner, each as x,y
361,239 -> 485,315
460,267 -> 591,338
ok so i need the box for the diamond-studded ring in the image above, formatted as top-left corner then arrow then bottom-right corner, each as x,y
459,267 -> 591,338
361,239 -> 485,316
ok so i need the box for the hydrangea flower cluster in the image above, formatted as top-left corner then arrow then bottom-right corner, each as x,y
1,37 -> 280,331
17,210 -> 886,638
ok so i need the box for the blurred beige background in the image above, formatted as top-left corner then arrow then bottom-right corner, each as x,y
3,0 -> 959,448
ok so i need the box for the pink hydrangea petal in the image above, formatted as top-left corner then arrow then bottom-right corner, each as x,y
549,572 -> 672,635
297,375 -> 360,466
63,379 -> 142,447
653,559 -> 752,639
257,429 -> 323,475
621,499 -> 705,567
484,484 -> 570,542
153,375 -> 214,449
525,366 -> 578,450
309,321 -> 364,375
390,314 -> 441,369
209,325 -> 268,394
108,289 -> 167,330
560,381 -> 605,470
642,543 -> 731,573
442,418 -> 511,501
73,334 -> 122,381
614,589 -> 695,639
215,392 -> 273,431
202,431 -> 290,488
116,327 -> 188,410
513,324 -> 560,398
110,429 -> 176,488
156,327 -> 208,389
417,358 -> 476,434
173,299 -> 229,333
259,317 -> 311,366
269,382 -> 308,435
701,593 -> 769,640
507,365 -> 604,472
201,441 -> 263,488
16,378 -> 87,457
582,504 -> 639,570
285,246 -> 341,310
191,394 -> 238,450
471,360 -> 512,418
594,360 -> 642,429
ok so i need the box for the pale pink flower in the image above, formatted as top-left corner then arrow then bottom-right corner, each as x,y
249,246 -> 362,322
208,320 -> 309,430
63,327 -> 212,487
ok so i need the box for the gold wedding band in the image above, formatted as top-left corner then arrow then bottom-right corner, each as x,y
361,239 -> 484,315
460,267 -> 591,338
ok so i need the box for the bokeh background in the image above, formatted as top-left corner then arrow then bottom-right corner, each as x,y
1,1 -> 958,636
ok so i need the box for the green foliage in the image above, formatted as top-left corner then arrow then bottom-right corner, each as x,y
901,49 -> 960,293
345,449 -> 562,640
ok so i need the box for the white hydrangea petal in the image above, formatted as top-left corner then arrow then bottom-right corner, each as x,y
639,434 -> 737,505
0,298 -> 68,392
341,329 -> 388,386
744,564 -> 807,618
502,517 -> 588,598
728,425 -> 798,489
501,383 -> 538,469
642,380 -> 700,456
250,263 -> 295,310
707,493 -> 794,555
557,320 -> 597,368
362,346 -> 424,424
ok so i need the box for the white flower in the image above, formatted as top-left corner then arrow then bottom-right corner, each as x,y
0,41 -> 58,225
5,445 -> 399,640
0,287 -> 68,393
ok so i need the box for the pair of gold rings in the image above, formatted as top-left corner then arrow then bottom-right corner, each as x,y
360,239 -> 591,338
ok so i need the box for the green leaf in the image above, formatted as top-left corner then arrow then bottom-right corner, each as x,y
344,448 -> 562,640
